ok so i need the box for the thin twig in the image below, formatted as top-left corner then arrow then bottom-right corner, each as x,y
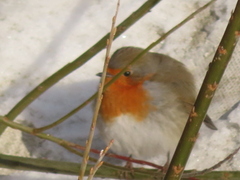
183,146 -> 240,178
106,153 -> 164,170
78,1 -> 120,179
87,140 -> 113,180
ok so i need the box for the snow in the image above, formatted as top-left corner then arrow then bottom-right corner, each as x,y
0,0 -> 240,179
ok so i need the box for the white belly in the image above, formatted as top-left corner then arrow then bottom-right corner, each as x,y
97,110 -> 187,159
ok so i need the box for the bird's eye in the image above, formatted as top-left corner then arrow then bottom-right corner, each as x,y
124,71 -> 131,76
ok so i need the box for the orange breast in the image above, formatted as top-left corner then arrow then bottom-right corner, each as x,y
99,69 -> 153,122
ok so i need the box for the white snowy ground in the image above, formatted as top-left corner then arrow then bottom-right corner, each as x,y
0,0 -> 240,179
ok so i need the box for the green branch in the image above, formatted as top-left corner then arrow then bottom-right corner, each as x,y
164,1 -> 240,179
1,154 -> 240,179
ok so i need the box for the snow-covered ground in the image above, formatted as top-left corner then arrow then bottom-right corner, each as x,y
0,0 -> 240,179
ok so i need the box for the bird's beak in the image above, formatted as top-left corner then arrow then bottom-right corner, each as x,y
96,72 -> 113,78
96,72 -> 103,77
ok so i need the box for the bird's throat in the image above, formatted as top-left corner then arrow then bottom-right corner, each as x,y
99,80 -> 152,122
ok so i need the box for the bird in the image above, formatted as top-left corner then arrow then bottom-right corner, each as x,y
96,46 -> 217,162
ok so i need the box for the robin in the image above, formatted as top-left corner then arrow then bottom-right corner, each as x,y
96,46 -> 217,162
